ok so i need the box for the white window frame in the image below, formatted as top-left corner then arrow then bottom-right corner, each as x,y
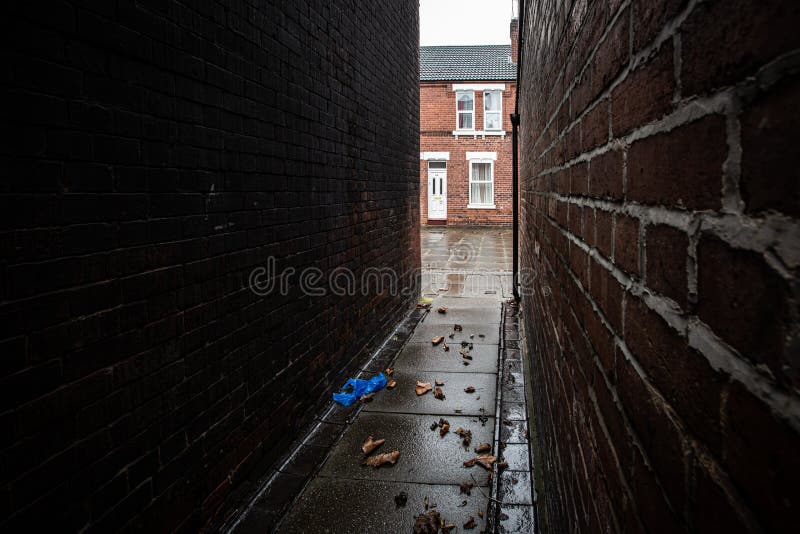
468,158 -> 495,209
483,90 -> 503,131
451,84 -> 506,138
455,90 -> 475,132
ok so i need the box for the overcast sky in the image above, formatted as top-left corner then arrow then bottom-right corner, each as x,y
419,0 -> 518,46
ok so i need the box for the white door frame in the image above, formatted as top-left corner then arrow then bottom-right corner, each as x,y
427,160 -> 447,220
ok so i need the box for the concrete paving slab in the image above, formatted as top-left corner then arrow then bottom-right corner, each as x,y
501,403 -> 527,422
499,444 -> 531,472
497,504 -> 536,534
318,412 -> 495,485
410,323 -> 499,345
499,419 -> 529,444
497,470 -> 534,505
422,306 -> 502,325
364,370 -> 496,416
391,342 -> 498,374
278,478 -> 490,534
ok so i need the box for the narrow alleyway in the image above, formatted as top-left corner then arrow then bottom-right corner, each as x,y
229,228 -> 535,532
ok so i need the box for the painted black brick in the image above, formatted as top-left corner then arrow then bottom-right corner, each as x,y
0,0 -> 420,531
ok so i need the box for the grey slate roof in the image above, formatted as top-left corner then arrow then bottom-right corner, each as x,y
420,45 -> 516,81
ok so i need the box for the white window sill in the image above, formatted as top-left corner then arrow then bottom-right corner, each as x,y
467,204 -> 496,209
453,130 -> 506,138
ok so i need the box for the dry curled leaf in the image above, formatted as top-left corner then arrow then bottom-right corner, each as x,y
413,510 -> 441,534
385,368 -> 394,376
394,491 -> 408,507
437,306 -> 448,314
362,435 -> 385,455
460,481 -> 474,495
463,454 -> 496,470
432,336 -> 444,346
464,516 -> 476,529
442,523 -> 456,532
464,386 -> 475,393
359,392 -> 375,402
463,361 -> 470,366
454,324 -> 463,331
443,342 -> 449,351
387,379 -> 397,389
497,461 -> 509,471
434,387 -> 446,400
474,443 -> 491,454
424,496 -> 429,509
416,381 -> 433,395
365,450 -> 400,468
462,354 -> 473,360
455,427 -> 472,447
435,379 -> 444,386
478,510 -> 484,519
439,418 -> 450,437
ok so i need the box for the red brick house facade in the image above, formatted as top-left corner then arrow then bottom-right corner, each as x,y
420,22 -> 518,226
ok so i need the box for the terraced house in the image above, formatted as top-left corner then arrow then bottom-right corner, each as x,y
419,18 -> 518,226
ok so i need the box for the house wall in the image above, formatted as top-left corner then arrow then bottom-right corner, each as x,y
0,1 -> 420,531
518,0 -> 800,532
420,80 -> 515,226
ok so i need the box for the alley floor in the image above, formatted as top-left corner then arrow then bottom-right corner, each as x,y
229,228 -> 534,533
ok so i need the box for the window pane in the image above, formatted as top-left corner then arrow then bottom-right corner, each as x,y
429,161 -> 446,169
484,92 -> 500,111
457,93 -> 473,111
485,112 -> 501,130
472,162 -> 489,179
459,113 -> 473,129
471,182 -> 491,204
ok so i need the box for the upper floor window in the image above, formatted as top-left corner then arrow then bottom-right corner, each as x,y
456,91 -> 474,130
484,91 -> 502,130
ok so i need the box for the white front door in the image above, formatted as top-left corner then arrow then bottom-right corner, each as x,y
428,161 -> 447,220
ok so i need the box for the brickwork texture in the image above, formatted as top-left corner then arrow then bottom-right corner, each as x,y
0,1 -> 420,531
518,0 -> 799,532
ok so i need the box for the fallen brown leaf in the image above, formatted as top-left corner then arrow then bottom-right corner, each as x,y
423,496 -> 429,509
454,427 -> 473,447
460,481 -> 474,495
454,324 -> 463,331
474,443 -> 491,454
434,387 -> 446,400
361,435 -> 385,455
463,454 -> 496,470
442,523 -> 456,532
437,306 -> 448,314
464,386 -> 475,393
439,418 -> 450,437
385,368 -> 394,376
462,354 -> 473,360
415,381 -> 433,395
498,461 -> 509,471
435,379 -> 444,386
448,333 -> 455,339
443,342 -> 449,351
413,510 -> 440,534
359,392 -> 375,402
464,516 -> 476,529
387,379 -> 397,389
394,491 -> 408,507
364,450 -> 400,467
432,336 -> 444,346
478,510 -> 484,519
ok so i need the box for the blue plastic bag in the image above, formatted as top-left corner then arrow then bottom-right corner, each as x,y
332,373 -> 388,406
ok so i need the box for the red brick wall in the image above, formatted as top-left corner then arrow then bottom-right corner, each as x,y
420,80 -> 515,226
518,0 -> 800,532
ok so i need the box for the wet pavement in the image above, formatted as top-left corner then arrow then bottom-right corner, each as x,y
228,229 -> 535,533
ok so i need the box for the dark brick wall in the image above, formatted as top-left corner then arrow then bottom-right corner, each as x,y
0,1 -> 420,531
517,0 -> 799,532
